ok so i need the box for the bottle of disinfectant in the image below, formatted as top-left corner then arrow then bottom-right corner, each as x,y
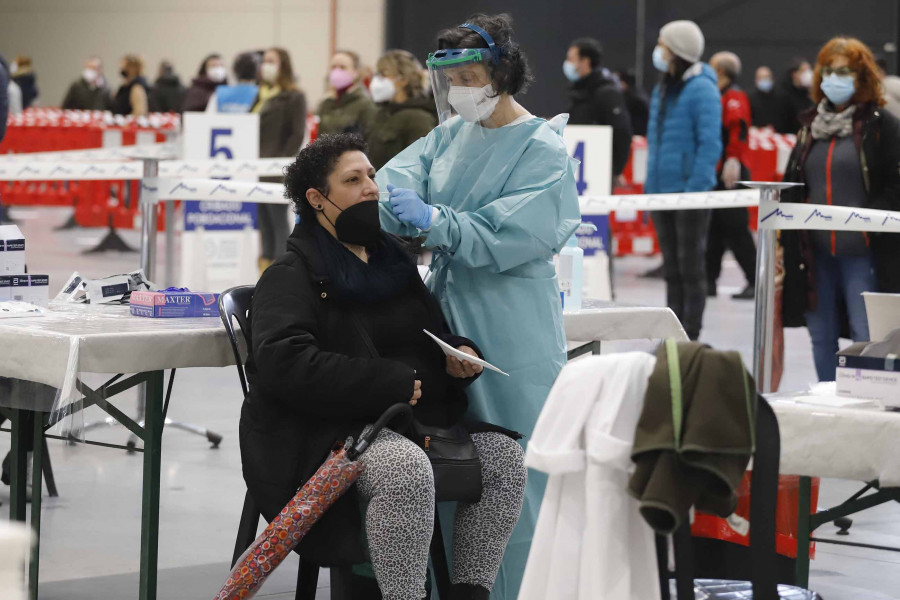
558,222 -> 597,311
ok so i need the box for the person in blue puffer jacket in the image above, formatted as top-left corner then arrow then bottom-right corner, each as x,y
645,20 -> 722,340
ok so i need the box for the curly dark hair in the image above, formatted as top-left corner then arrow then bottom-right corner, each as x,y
283,133 -> 369,224
436,13 -> 533,96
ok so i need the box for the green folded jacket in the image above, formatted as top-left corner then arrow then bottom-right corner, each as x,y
628,340 -> 757,534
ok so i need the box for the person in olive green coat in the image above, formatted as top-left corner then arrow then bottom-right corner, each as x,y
317,50 -> 376,136
366,50 -> 437,170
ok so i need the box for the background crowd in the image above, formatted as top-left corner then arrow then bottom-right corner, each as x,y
1,23 -> 898,379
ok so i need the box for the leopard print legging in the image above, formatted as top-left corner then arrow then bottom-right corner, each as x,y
356,428 -> 527,600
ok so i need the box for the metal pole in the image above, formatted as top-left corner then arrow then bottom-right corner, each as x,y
753,186 -> 778,393
635,0 -> 646,90
743,181 -> 803,393
137,158 -> 160,453
139,159 -> 159,281
164,202 -> 174,288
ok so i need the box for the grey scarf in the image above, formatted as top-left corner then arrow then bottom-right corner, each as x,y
810,100 -> 855,139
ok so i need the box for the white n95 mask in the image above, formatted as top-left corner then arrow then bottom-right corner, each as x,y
369,75 -> 396,103
260,63 -> 279,84
447,83 -> 500,122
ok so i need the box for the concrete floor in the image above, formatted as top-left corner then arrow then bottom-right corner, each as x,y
1,206 -> 898,599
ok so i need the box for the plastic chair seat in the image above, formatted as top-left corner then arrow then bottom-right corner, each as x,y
675,579 -> 820,599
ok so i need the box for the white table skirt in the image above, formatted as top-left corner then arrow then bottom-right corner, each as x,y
0,304 -> 235,397
769,389 -> 900,487
564,300 -> 688,343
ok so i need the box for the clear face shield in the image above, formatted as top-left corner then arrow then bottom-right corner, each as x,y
426,47 -> 504,145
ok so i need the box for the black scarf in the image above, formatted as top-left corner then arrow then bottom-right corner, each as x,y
312,225 -> 418,305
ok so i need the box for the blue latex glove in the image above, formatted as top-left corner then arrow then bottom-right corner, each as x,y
387,184 -> 433,230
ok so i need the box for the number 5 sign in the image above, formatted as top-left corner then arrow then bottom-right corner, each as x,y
180,112 -> 261,291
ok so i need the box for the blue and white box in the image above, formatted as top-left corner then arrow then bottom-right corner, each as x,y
0,274 -> 49,307
0,225 -> 26,274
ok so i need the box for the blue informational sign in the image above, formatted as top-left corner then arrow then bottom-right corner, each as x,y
184,200 -> 258,231
575,214 -> 610,257
183,126 -> 258,232
564,126 -> 613,257
216,84 -> 259,114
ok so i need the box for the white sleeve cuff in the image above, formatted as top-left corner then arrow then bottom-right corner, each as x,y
423,206 -> 440,232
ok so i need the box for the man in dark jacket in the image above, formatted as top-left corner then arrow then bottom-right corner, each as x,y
10,56 -> 38,109
564,37 -> 633,176
615,68 -> 649,136
774,58 -> 814,134
148,61 -> 186,113
707,51 -> 757,300
61,57 -> 112,110
0,56 -> 8,224
748,65 -> 778,128
0,56 -> 9,144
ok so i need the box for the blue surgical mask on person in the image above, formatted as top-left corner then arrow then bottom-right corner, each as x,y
562,60 -> 580,82
820,73 -> 856,106
652,46 -> 669,73
756,78 -> 773,93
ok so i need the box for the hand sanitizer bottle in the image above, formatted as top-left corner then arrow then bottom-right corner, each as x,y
558,233 -> 583,311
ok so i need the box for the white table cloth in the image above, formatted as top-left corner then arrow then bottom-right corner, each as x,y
769,389 -> 900,487
0,304 -> 235,406
564,300 -> 688,343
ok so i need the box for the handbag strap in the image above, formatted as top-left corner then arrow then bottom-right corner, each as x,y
349,403 -> 414,459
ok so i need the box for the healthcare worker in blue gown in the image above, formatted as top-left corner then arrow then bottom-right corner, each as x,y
376,14 -> 581,599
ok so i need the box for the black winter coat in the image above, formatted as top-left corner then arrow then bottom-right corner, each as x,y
566,69 -> 633,176
12,72 -> 37,109
774,82 -> 813,135
182,76 -> 218,112
148,75 -> 186,113
0,58 -> 8,144
780,103 -> 900,326
62,78 -> 112,111
241,225 -> 485,565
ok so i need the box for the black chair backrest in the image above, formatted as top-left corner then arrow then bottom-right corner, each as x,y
217,285 -> 255,398
670,395 -> 780,600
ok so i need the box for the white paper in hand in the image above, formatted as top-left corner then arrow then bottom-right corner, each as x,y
423,329 -> 509,376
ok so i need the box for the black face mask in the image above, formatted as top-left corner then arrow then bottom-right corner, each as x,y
320,193 -> 381,247
120,69 -> 129,79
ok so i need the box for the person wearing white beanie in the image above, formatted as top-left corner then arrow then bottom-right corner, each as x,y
659,20 -> 705,63
644,19 -> 722,340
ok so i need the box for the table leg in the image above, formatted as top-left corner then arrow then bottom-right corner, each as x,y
139,371 -> 164,600
795,475 -> 812,588
29,411 -> 45,600
9,408 -> 27,522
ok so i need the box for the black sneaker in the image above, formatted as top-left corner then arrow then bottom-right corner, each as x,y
732,285 -> 756,300
640,264 -> 665,279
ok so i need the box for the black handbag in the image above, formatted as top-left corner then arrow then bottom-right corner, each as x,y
409,420 -> 483,503
348,312 -> 484,503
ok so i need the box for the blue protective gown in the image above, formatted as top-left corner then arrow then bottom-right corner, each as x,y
376,115 -> 581,599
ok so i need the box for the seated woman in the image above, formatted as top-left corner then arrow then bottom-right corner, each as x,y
242,133 -> 527,600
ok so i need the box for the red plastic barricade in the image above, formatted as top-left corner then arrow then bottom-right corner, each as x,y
1,109 -> 179,230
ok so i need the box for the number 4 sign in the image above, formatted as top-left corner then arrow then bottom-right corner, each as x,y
562,124 -> 614,300
562,125 -> 613,197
